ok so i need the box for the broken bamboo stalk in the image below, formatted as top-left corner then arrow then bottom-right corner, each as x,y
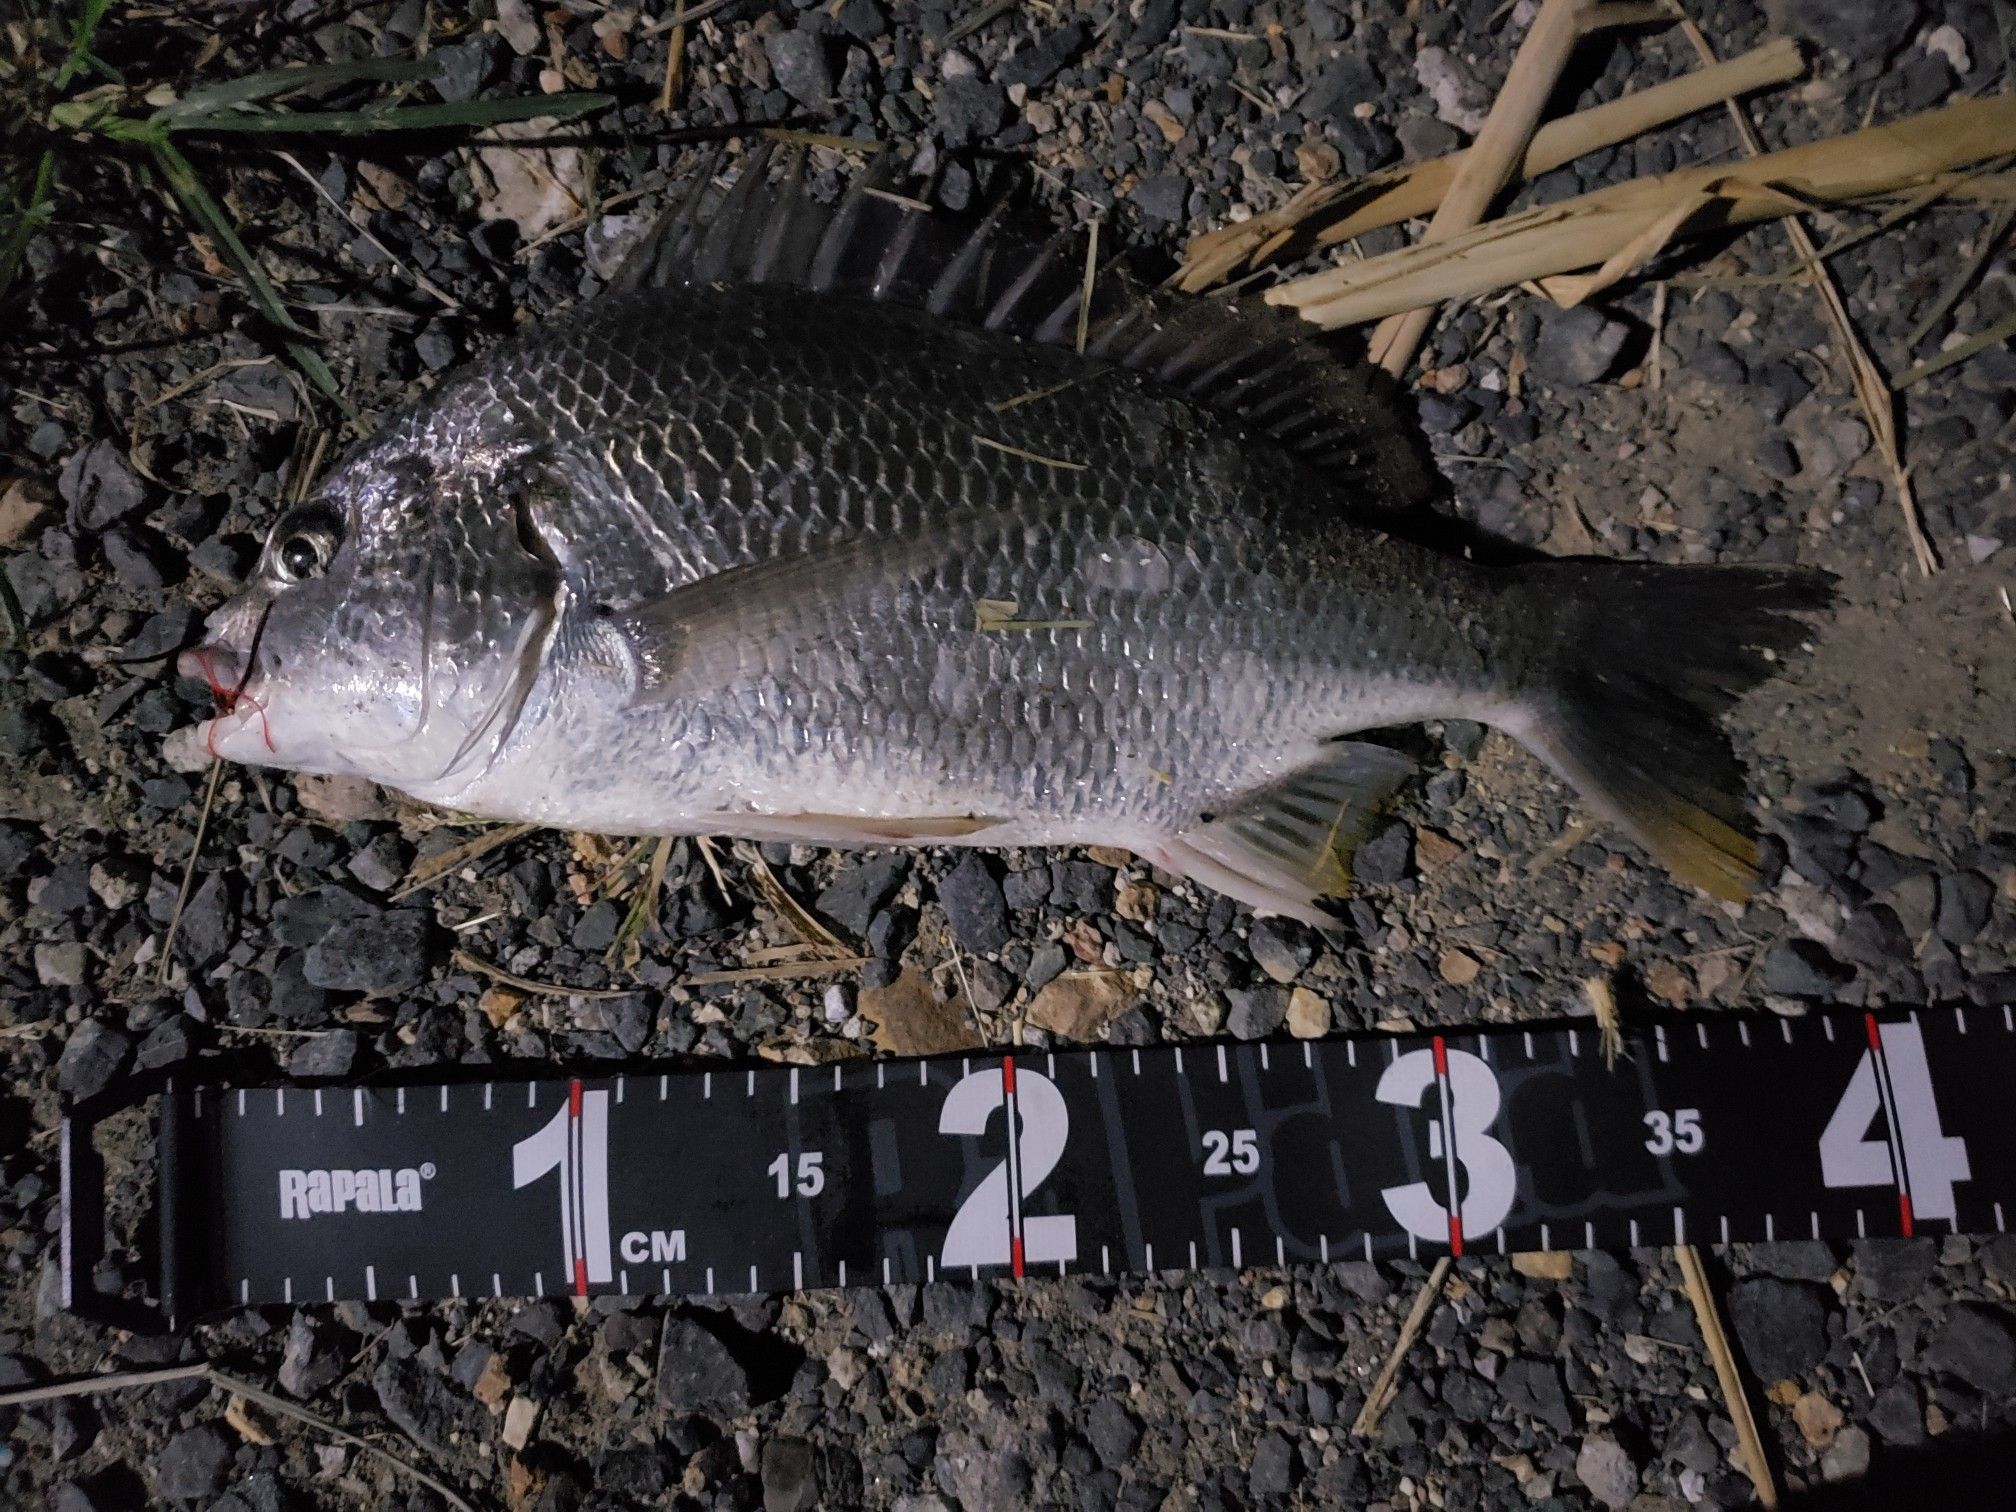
1369,0 -> 1599,375
1266,93 -> 2016,329
1176,36 -> 1802,293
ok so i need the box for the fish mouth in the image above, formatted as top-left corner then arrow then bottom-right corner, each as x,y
178,628 -> 277,759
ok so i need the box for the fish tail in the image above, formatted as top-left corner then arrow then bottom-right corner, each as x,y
1507,560 -> 1834,900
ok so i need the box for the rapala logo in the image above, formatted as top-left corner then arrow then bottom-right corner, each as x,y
278,1162 -> 434,1220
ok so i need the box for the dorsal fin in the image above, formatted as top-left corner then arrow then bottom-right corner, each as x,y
605,147 -> 1434,505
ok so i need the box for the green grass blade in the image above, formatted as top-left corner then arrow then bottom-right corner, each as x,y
156,56 -> 442,123
171,90 -> 616,136
0,150 -> 57,302
53,0 -> 114,91
149,137 -> 314,341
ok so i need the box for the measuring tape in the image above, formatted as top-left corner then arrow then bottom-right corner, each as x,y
61,1006 -> 2016,1325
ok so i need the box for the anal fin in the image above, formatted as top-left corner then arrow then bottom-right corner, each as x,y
1159,742 -> 1415,926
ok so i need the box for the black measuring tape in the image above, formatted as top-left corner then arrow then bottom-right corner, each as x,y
62,1006 -> 2016,1324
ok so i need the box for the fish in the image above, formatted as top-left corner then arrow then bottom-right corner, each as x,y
177,152 -> 1830,927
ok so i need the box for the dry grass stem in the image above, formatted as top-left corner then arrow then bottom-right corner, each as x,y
1370,0 -> 1600,376
1582,976 -> 1624,1068
1176,38 -> 1801,291
271,149 -> 461,310
1075,218 -> 1099,356
1672,9 -> 1941,577
1268,95 -> 2016,336
1676,1245 -> 1781,1509
1351,1255 -> 1455,1436
0,1366 -> 474,1512
451,948 -> 635,1000
740,844 -> 855,958
684,957 -> 869,986
155,758 -> 224,985
972,435 -> 1088,471
391,821 -> 539,900
657,4 -> 686,115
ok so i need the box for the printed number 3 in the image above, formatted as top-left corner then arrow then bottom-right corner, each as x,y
1643,1109 -> 1704,1156
1377,1047 -> 1516,1243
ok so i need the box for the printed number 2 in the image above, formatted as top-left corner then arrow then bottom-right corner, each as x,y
1377,1047 -> 1516,1244
1820,1019 -> 1970,1224
1202,1129 -> 1260,1176
767,1152 -> 824,1198
1644,1109 -> 1704,1156
940,1067 -> 1077,1269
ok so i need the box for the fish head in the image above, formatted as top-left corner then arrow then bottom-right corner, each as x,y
177,442 -> 562,791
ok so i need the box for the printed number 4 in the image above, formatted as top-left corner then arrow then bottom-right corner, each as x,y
1819,1020 -> 1970,1223
1202,1128 -> 1260,1176
1643,1108 -> 1704,1156
767,1152 -> 824,1198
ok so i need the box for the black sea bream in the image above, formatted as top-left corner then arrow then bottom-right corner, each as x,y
179,155 -> 1828,924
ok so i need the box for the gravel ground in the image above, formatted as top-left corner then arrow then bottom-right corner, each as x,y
5,0 -> 2015,1508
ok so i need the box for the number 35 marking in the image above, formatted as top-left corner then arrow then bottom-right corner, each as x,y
1643,1108 -> 1704,1156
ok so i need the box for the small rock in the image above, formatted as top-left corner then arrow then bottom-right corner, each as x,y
57,1019 -> 132,1102
1575,1434 -> 1640,1509
1729,1279 -> 1830,1383
1414,46 -> 1490,133
1437,948 -> 1481,987
937,854 -> 1011,953
816,854 -> 906,937
154,1425 -> 232,1503
657,1316 -> 752,1411
289,1029 -> 358,1079
764,29 -> 833,110
998,21 -> 1087,89
501,1395 -> 539,1452
304,909 -> 436,993
1025,971 -> 1138,1039
1758,939 -> 1853,998
1131,174 -> 1189,223
1225,986 -> 1288,1040
1248,920 -> 1312,983
136,1015 -> 195,1071
1499,1358 -> 1574,1434
1922,1305 -> 2016,1393
1511,1251 -> 1573,1281
1936,871 -> 1994,943
1085,1398 -> 1141,1469
1286,987 -> 1330,1039
1793,1390 -> 1844,1449
761,1436 -> 818,1512
935,75 -> 1006,148
1821,1424 -> 1872,1481
279,1314 -> 343,1398
1247,1431 -> 1294,1497
35,941 -> 90,988
1354,822 -> 1413,885
1531,306 -> 1632,386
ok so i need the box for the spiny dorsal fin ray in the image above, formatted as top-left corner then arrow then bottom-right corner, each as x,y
605,149 -> 1433,504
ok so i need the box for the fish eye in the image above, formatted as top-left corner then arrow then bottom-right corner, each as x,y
268,502 -> 345,584
278,534 -> 327,580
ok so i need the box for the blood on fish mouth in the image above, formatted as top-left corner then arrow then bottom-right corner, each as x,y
189,605 -> 277,755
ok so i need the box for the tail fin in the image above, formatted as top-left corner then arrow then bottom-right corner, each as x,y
1510,561 -> 1834,901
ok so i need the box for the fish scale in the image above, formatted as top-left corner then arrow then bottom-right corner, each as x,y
179,162 -> 1830,921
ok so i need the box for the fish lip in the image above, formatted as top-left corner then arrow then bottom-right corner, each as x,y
179,641 -> 277,758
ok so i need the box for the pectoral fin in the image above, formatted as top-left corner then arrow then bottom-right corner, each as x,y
606,498 -> 1078,706
1158,741 -> 1416,926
